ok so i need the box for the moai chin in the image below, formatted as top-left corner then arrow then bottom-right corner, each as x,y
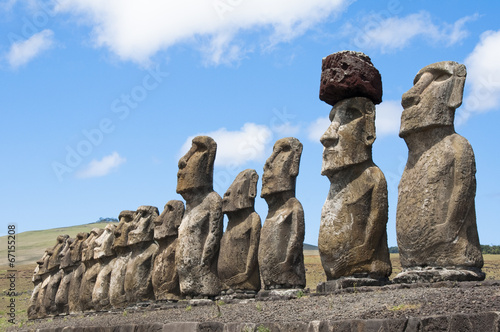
152,200 -> 184,300
218,169 -> 261,293
109,210 -> 136,309
92,224 -> 117,311
124,205 -> 159,304
258,137 -> 306,290
395,61 -> 484,283
176,136 -> 223,297
318,97 -> 391,291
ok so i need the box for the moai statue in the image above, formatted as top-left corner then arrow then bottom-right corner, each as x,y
79,228 -> 104,312
109,210 -> 136,308
54,237 -> 74,314
92,223 -> 117,310
124,205 -> 159,303
152,200 -> 184,300
395,61 -> 484,283
66,232 -> 88,314
43,234 -> 69,316
176,136 -> 223,297
317,51 -> 391,292
218,169 -> 261,293
28,249 -> 50,319
258,137 -> 306,290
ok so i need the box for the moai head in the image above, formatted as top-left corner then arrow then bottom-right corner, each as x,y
154,200 -> 185,240
223,169 -> 259,213
127,206 -> 159,245
320,97 -> 376,178
48,234 -> 69,271
36,249 -> 52,276
81,228 -> 104,262
70,232 -> 88,265
319,51 -> 382,106
261,137 -> 303,198
400,61 -> 466,137
59,237 -> 74,269
113,210 -> 137,249
176,136 -> 217,197
94,224 -> 117,259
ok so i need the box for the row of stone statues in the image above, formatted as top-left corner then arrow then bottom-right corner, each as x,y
29,50 -> 485,319
29,135 -> 306,319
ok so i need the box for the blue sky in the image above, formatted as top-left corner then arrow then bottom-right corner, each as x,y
1,0 -> 499,247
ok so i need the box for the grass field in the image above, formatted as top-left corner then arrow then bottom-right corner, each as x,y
1,224 -> 499,329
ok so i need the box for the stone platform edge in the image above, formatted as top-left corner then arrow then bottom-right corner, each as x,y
34,311 -> 500,332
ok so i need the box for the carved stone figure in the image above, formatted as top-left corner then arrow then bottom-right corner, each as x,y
28,249 -> 50,319
79,228 -> 104,312
395,61 -> 484,282
43,235 -> 69,316
258,137 -> 305,290
92,224 -> 117,311
54,237 -> 74,314
109,210 -> 136,308
318,97 -> 391,290
124,205 -> 159,303
218,169 -> 261,292
319,51 -> 383,106
67,232 -> 88,314
176,136 -> 223,297
152,200 -> 184,300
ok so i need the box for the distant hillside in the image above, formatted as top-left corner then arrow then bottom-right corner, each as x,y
0,221 -> 117,266
303,243 -> 318,250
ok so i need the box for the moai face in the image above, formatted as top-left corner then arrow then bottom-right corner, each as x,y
127,206 -> 159,245
320,97 -> 376,178
223,169 -> 259,213
94,224 -> 117,259
59,238 -> 74,269
154,200 -> 185,240
81,228 -> 104,262
261,137 -> 302,198
48,235 -> 69,271
36,249 -> 52,276
176,136 -> 217,196
113,210 -> 136,249
400,61 -> 466,137
70,232 -> 88,265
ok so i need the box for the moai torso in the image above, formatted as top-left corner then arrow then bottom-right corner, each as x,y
176,136 -> 223,297
218,169 -> 261,291
92,224 -> 117,311
67,232 -> 88,314
258,137 -> 306,289
79,228 -> 104,312
396,61 -> 483,281
152,200 -> 184,300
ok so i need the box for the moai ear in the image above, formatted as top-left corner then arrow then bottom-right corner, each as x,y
248,170 -> 259,199
448,64 -> 466,110
290,141 -> 303,177
363,100 -> 376,146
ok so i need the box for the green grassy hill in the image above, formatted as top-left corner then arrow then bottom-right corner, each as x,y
0,221 -> 117,266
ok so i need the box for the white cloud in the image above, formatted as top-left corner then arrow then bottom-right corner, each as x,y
53,0 -> 349,65
179,123 -> 273,167
343,11 -> 477,53
375,100 -> 403,136
76,152 -> 126,179
460,30 -> 500,124
5,29 -> 54,68
307,116 -> 330,142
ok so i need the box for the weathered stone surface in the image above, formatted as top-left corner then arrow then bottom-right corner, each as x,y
218,169 -> 261,292
64,232 -> 88,314
55,237 -> 74,314
92,224 -> 117,311
316,277 -> 387,293
258,137 -> 305,289
176,136 -> 223,297
395,61 -> 483,282
318,97 -> 391,282
79,228 -> 104,312
319,51 -> 382,106
152,200 -> 184,300
48,235 -> 70,272
109,210 -> 136,309
124,205 -> 159,303
28,249 -> 50,319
